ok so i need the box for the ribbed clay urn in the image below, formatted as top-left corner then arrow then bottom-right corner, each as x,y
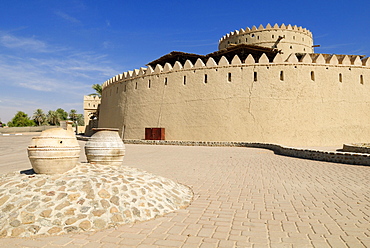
27,128 -> 81,174
85,128 -> 125,166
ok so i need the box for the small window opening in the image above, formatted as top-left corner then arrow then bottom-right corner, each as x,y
245,38 -> 248,42
228,73 -> 232,82
290,46 -> 293,49
257,36 -> 259,40
88,103 -> 90,106
204,74 -> 208,84
339,73 -> 343,82
183,76 -> 186,85
251,34 -> 255,37
360,75 -> 364,85
311,71 -> 315,81
293,36 -> 295,40
116,87 -> 118,93
148,80 -> 151,88
124,85 -> 126,92
280,71 -> 284,81
272,35 -> 274,39
135,82 -> 138,89
254,72 -> 258,81
164,77 -> 168,86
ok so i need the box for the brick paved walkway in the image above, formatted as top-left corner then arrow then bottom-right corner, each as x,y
0,135 -> 369,247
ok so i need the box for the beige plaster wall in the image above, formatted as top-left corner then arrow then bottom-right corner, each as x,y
99,53 -> 370,146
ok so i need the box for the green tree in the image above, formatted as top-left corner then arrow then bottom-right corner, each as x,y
69,109 -> 84,134
47,110 -> 60,126
76,113 -> 84,126
55,108 -> 68,121
89,84 -> 102,97
32,109 -> 46,126
68,110 -> 84,127
7,111 -> 36,127
69,109 -> 78,125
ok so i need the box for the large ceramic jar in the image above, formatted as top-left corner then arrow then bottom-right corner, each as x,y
27,128 -> 81,174
85,128 -> 125,166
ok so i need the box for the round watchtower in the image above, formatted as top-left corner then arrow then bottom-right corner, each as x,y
219,23 -> 314,59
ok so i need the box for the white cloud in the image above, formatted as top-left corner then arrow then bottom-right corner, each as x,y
102,41 -> 112,49
0,34 -> 48,52
0,32 -> 122,122
0,31 -> 119,93
55,11 -> 81,24
0,53 -> 116,93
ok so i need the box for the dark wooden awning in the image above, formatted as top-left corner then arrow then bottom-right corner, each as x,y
147,51 -> 206,68
205,44 -> 279,64
147,44 -> 280,67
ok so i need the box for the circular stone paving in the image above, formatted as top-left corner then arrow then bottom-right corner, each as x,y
0,163 -> 193,238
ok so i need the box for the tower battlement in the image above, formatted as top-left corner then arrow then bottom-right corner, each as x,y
218,24 -> 314,58
219,23 -> 312,43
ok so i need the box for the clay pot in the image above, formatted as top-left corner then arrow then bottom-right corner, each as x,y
85,128 -> 125,166
27,128 -> 81,174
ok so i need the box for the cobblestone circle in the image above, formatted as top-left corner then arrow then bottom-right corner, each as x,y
0,163 -> 193,238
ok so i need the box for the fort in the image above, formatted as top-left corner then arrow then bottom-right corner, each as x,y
96,23 -> 370,146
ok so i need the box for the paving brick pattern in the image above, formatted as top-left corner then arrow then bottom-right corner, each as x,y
1,140 -> 369,247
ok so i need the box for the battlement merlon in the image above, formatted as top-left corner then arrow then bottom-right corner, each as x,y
84,95 -> 101,101
83,95 -> 101,110
218,24 -> 314,56
101,53 -> 369,90
219,23 -> 313,43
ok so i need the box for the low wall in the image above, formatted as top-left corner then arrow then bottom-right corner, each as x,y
342,143 -> 370,154
0,126 -> 56,134
121,139 -> 370,166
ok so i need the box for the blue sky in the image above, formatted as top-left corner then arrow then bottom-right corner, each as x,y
1,0 -> 369,123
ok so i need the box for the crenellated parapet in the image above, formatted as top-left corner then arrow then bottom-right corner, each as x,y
102,53 -> 369,90
83,95 -> 101,101
219,23 -> 312,43
218,24 -> 314,58
83,95 -> 100,114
